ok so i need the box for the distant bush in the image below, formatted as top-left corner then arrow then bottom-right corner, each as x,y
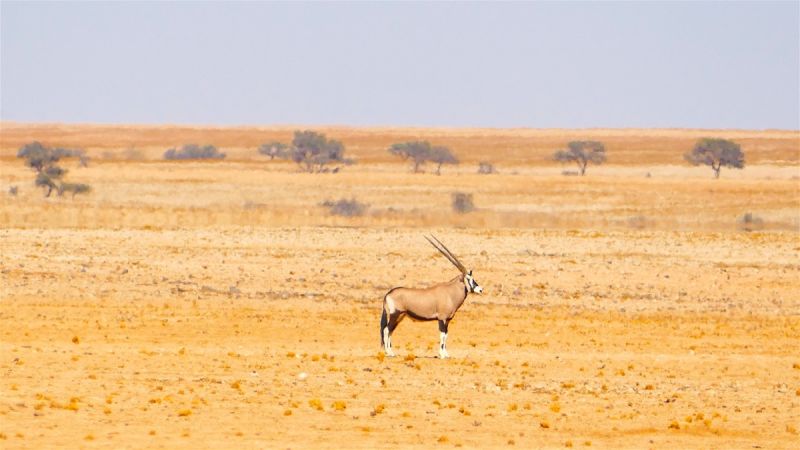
322,198 -> 368,217
738,213 -> 764,232
164,144 -> 226,160
452,192 -> 475,214
58,183 -> 92,198
478,162 -> 496,174
8,185 -> 18,196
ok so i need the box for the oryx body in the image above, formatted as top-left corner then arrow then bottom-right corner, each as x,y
380,236 -> 483,359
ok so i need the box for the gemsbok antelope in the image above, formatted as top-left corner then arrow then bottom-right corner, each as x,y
380,235 -> 483,359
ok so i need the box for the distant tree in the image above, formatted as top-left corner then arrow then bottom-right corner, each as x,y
164,144 -> 226,160
289,130 -> 353,173
18,141 -> 59,172
258,141 -> 289,160
389,141 -> 432,173
684,138 -> 744,179
388,141 -> 458,174
554,141 -> 606,176
17,141 -> 89,197
429,146 -> 458,175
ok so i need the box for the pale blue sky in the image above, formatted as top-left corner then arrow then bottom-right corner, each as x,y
1,1 -> 798,129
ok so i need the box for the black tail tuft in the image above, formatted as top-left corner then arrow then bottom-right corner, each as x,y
380,308 -> 388,347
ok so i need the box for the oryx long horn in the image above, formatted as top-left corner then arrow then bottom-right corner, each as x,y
425,235 -> 466,274
430,235 -> 467,273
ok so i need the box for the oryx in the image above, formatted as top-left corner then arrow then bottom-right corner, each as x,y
380,235 -> 483,359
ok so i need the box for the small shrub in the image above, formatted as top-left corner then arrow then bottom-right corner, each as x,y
58,183 -> 92,198
452,192 -> 474,214
322,198 -> 368,217
164,144 -> 225,160
738,213 -> 764,231
477,162 -> 496,174
8,186 -> 18,196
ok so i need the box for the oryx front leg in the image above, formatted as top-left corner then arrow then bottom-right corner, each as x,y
438,319 -> 450,359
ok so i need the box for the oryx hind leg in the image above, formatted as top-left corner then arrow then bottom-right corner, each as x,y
438,319 -> 450,359
383,312 -> 403,358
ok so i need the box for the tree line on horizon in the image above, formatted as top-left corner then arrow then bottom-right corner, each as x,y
13,133 -> 746,198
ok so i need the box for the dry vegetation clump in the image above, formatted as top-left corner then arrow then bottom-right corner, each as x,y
452,192 -> 475,214
478,161 -> 496,174
164,144 -> 226,160
738,213 -> 764,232
321,198 -> 368,217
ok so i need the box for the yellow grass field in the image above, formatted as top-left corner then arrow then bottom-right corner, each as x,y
1,123 -> 799,448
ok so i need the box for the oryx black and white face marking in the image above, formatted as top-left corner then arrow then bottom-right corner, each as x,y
465,270 -> 483,294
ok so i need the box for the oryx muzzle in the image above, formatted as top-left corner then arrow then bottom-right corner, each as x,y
380,235 -> 482,359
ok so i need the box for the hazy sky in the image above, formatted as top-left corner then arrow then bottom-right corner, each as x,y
2,1 -> 798,129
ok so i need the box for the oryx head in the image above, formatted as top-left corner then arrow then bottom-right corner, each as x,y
464,269 -> 483,294
425,235 -> 483,295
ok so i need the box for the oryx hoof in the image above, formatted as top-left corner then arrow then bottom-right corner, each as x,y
438,351 -> 450,359
385,350 -> 396,358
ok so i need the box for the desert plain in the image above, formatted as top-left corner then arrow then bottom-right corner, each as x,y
1,123 -> 799,449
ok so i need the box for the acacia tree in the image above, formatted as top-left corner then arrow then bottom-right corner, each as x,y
260,131 -> 352,173
429,146 -> 458,175
684,138 -> 744,178
553,141 -> 606,176
17,141 -> 90,197
388,141 -> 431,173
289,130 -> 352,173
388,141 -> 458,174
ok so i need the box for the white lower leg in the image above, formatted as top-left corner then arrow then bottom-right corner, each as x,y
383,327 -> 395,356
439,331 -> 449,358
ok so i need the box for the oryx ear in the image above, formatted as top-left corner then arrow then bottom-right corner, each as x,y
468,270 -> 473,275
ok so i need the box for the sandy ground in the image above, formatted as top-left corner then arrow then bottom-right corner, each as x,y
1,125 -> 799,449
